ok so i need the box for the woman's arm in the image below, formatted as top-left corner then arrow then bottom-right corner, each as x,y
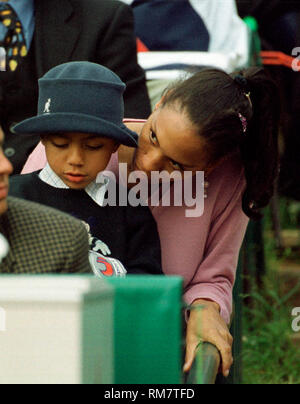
183,171 -> 249,324
182,159 -> 249,376
184,298 -> 233,377
21,142 -> 47,174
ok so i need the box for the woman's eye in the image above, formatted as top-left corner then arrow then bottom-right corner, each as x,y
149,131 -> 158,145
170,160 -> 183,171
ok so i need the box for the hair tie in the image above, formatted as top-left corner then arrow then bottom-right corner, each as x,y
235,74 -> 253,110
234,74 -> 248,90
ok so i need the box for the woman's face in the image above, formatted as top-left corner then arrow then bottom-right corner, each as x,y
133,105 -> 210,177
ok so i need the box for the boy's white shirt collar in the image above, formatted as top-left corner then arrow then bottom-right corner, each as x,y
39,164 -> 109,207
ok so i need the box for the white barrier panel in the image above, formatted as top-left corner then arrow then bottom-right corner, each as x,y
0,306 -> 5,332
0,276 -> 114,384
138,51 -> 245,80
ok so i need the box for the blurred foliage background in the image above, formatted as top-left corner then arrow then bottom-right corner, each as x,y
242,198 -> 300,384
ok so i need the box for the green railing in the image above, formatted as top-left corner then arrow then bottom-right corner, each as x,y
185,343 -> 220,385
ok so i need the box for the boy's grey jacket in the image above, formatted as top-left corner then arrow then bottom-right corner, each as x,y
0,197 -> 91,274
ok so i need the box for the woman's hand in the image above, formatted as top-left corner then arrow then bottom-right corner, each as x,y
183,299 -> 233,378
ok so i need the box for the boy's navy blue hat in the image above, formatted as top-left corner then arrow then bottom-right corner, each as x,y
13,62 -> 138,147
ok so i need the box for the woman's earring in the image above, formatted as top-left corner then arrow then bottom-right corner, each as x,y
204,177 -> 209,199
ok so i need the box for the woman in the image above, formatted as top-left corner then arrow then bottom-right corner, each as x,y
21,67 -> 280,378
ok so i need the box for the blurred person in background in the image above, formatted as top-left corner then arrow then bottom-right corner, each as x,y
119,0 -> 249,107
125,0 -> 248,57
0,0 -> 151,174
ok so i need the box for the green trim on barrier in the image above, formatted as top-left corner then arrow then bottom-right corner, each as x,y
107,276 -> 183,384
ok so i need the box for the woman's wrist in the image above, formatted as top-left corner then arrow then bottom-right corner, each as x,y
191,299 -> 220,313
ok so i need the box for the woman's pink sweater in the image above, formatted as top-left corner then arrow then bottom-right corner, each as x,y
22,140 -> 249,324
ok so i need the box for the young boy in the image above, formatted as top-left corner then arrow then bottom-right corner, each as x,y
9,62 -> 162,278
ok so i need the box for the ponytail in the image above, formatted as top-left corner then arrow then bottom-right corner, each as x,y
235,68 -> 280,220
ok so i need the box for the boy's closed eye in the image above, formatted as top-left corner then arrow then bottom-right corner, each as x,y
85,144 -> 104,151
51,140 -> 68,148
49,138 -> 104,151
42,133 -> 119,156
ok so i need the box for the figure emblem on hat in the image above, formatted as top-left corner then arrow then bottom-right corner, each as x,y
43,98 -> 51,114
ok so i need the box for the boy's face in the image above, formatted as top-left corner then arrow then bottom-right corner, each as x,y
42,132 -> 119,189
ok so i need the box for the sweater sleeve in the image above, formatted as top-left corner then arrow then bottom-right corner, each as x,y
183,170 -> 249,324
21,142 -> 47,174
124,204 -> 163,276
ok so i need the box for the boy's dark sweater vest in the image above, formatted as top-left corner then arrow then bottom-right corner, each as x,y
0,38 -> 40,174
9,172 -> 163,276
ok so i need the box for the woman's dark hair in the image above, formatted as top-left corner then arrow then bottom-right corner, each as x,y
161,67 -> 280,220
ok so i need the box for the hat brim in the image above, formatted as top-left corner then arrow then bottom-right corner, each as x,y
13,113 -> 138,148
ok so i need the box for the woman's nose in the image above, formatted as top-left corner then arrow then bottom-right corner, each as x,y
142,149 -> 163,172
